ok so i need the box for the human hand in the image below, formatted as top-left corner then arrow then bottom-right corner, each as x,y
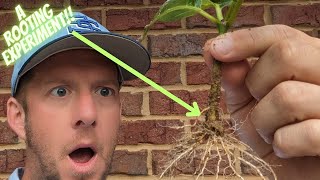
203,25 -> 320,180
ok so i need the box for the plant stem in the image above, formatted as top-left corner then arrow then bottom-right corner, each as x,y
206,60 -> 224,135
205,5 -> 229,136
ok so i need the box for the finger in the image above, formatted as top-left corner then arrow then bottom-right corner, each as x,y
209,25 -> 306,62
273,119 -> 320,158
246,36 -> 320,100
250,81 -> 320,144
203,38 -> 214,68
221,60 -> 253,113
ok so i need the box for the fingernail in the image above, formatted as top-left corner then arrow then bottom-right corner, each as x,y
273,146 -> 290,159
213,33 -> 233,55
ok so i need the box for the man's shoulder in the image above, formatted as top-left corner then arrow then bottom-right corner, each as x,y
8,168 -> 24,180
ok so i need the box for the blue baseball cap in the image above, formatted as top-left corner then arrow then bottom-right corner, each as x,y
11,12 -> 151,96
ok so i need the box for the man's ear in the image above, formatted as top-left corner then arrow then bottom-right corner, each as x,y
7,97 -> 26,140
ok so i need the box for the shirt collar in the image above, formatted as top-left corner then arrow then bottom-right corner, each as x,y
9,168 -> 24,180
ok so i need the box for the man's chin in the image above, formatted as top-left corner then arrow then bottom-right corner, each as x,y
60,155 -> 108,179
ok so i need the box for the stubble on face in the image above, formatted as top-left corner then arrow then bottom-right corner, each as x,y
24,115 -> 118,180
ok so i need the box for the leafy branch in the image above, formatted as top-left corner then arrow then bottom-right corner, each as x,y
141,0 -> 243,133
140,1 -> 278,179
140,0 -> 243,41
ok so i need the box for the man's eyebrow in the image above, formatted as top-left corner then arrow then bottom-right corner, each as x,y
41,79 -> 77,86
93,79 -> 120,88
42,79 -> 120,88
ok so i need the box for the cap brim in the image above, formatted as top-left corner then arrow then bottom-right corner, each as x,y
20,32 -> 151,82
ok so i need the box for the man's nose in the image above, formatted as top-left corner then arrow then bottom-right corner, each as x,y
73,93 -> 97,128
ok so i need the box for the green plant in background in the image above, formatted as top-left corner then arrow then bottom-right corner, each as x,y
141,0 -> 277,179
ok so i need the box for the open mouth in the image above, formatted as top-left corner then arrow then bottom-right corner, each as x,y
69,147 -> 96,164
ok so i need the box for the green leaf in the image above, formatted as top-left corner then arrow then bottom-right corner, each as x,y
225,0 -> 243,30
140,0 -> 218,41
211,0 -> 232,8
155,0 -> 214,22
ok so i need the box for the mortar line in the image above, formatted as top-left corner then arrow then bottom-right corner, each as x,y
180,61 -> 187,86
121,115 -> 205,121
0,143 -> 26,151
264,4 -> 272,25
0,89 -> 11,94
141,92 -> 150,116
101,8 -> 107,27
151,56 -> 205,62
108,174 -> 268,180
73,4 -> 160,11
115,144 -> 173,151
0,174 -> 10,179
143,0 -> 150,6
147,149 -> 153,175
0,117 -> 7,122
115,143 -> 245,154
121,84 -> 211,93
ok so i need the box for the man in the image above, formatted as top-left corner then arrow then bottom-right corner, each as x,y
6,12 -> 150,180
6,12 -> 320,180
203,25 -> 320,180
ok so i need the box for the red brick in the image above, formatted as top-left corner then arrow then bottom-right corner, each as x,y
81,10 -> 102,24
0,151 -> 5,172
149,90 -> 190,115
186,62 -> 211,85
0,121 -> 18,144
150,0 -> 165,4
149,90 -> 227,115
110,150 -> 147,175
186,5 -> 264,29
0,149 -> 25,173
71,0 -> 143,6
0,94 -> 10,117
0,0 -> 64,9
0,12 -> 16,35
152,150 -> 193,175
124,62 -> 181,87
271,4 -> 320,27
106,8 -> 180,31
120,92 -> 143,116
0,66 -> 13,88
34,0 -> 64,8
148,33 -> 216,57
117,120 -> 183,145
152,149 -> 231,176
6,149 -> 25,173
190,90 -> 227,113
233,5 -> 265,27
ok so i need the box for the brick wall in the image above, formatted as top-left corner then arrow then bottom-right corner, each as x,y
0,0 -> 319,179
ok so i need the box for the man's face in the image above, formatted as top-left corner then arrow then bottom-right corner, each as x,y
23,49 -> 121,180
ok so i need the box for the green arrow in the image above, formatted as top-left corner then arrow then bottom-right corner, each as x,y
71,31 -> 201,117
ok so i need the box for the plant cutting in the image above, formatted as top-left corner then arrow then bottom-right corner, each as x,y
140,0 -> 278,179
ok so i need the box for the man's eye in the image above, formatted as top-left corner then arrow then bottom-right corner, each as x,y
96,87 -> 113,97
51,87 -> 68,97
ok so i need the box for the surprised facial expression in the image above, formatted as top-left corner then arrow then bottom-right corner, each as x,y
23,49 -> 121,180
